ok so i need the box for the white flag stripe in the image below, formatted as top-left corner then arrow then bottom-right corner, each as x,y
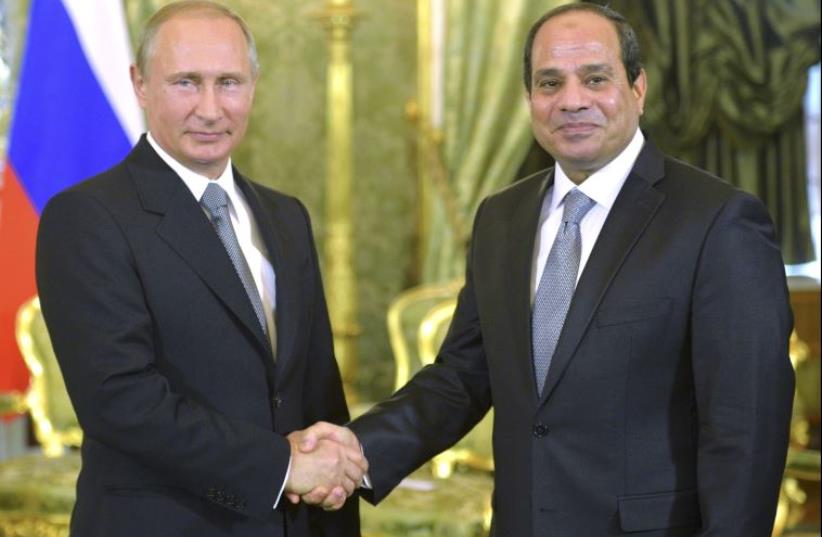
61,0 -> 143,143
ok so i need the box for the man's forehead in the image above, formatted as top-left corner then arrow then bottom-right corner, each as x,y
536,12 -> 619,47
149,16 -> 250,67
545,41 -> 611,59
157,13 -> 242,37
532,13 -> 620,64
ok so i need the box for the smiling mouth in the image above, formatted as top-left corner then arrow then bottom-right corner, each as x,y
188,131 -> 226,141
557,123 -> 599,134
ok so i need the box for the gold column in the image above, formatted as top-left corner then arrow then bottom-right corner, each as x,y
411,0 -> 434,278
312,0 -> 360,402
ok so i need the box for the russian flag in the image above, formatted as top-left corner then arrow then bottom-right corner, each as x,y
0,0 -> 143,396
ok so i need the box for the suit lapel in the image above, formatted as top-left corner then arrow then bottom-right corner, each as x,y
506,171 -> 552,407
234,174 -> 299,379
127,138 -> 269,355
537,142 -> 666,406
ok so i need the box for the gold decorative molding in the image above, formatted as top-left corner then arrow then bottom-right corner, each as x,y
414,0 -> 434,273
311,0 -> 361,403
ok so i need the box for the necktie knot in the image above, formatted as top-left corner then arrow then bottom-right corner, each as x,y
201,183 -> 229,215
562,189 -> 595,225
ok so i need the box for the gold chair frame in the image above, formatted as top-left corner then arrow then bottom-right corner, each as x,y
15,297 -> 82,457
387,280 -> 494,479
0,297 -> 81,537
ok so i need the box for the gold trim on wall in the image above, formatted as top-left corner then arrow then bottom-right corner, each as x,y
414,0 -> 434,276
311,0 -> 362,403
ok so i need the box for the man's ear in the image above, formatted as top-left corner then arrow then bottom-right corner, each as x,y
632,68 -> 647,116
130,64 -> 148,108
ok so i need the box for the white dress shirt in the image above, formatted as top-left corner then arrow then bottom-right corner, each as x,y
147,134 -> 277,351
147,134 -> 287,507
531,129 -> 645,301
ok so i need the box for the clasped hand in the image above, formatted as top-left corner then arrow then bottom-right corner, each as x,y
285,422 -> 367,511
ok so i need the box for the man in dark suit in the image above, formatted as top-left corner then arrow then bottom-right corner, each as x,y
35,2 -> 364,535
295,4 -> 795,535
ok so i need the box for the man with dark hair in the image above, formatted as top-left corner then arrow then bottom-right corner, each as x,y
297,4 -> 794,536
36,1 -> 363,535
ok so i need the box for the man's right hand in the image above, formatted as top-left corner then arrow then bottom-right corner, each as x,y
284,422 -> 368,511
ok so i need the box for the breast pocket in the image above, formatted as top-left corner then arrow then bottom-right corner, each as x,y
595,298 -> 673,327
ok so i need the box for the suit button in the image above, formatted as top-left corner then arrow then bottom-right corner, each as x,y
533,423 -> 549,438
272,394 -> 283,408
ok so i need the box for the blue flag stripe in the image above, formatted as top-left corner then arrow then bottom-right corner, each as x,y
8,0 -> 132,213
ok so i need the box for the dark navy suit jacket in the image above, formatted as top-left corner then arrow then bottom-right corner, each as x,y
37,136 -> 359,537
351,140 -> 793,537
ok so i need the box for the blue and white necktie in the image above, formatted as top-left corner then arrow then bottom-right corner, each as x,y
532,188 -> 595,395
201,182 -> 268,336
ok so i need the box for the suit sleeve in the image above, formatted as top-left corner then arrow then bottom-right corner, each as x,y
36,190 -> 291,521
349,200 -> 494,504
690,191 -> 794,536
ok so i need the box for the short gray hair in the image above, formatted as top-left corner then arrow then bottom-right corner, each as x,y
135,0 -> 259,77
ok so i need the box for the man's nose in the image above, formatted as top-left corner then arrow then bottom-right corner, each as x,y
558,79 -> 590,112
195,85 -> 220,120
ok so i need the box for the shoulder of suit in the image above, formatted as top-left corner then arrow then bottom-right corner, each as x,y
49,158 -> 134,209
239,176 -> 316,228
242,177 -> 306,212
482,167 -> 551,206
659,154 -> 745,204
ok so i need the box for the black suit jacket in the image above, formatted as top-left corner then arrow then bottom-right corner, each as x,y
350,140 -> 794,537
36,136 -> 359,537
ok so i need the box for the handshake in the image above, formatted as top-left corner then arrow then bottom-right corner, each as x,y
284,422 -> 368,511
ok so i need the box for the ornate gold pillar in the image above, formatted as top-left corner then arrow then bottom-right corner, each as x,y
312,0 -> 360,402
409,0 -> 434,280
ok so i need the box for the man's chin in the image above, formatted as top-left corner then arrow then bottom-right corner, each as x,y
184,146 -> 232,165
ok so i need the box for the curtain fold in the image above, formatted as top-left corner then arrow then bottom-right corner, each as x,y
613,0 -> 820,263
421,0 -> 572,283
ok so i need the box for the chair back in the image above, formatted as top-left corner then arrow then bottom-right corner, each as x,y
387,281 -> 494,477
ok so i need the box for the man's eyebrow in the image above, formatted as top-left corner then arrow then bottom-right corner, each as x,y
578,63 -> 615,76
533,67 -> 563,79
165,71 -> 250,81
217,72 -> 250,80
166,71 -> 202,81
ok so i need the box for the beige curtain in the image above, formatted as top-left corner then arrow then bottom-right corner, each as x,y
421,0 -> 573,283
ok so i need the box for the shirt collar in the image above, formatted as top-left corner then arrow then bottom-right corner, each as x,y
147,132 -> 236,203
551,128 -> 645,213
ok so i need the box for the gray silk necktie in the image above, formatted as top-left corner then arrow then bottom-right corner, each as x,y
532,188 -> 595,395
201,182 -> 268,336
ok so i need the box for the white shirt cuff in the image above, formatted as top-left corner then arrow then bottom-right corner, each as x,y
272,455 -> 291,509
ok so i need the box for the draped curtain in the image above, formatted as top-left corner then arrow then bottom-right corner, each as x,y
421,0 -> 572,283
612,0 -> 821,263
